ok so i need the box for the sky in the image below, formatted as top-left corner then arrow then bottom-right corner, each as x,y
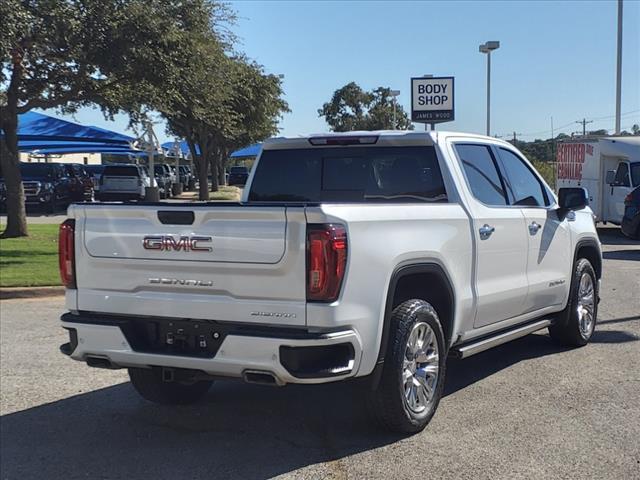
43,0 -> 640,145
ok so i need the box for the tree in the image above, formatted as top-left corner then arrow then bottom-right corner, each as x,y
631,124 -> 639,135
164,53 -> 288,200
318,82 -> 413,132
0,0 -> 218,237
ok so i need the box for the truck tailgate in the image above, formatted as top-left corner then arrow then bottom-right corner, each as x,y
71,204 -> 307,326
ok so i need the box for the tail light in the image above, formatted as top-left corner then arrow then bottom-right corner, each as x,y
624,193 -> 633,205
306,224 -> 348,302
59,219 -> 76,288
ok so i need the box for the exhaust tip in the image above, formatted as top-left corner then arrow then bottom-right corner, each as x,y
242,370 -> 284,387
85,356 -> 118,369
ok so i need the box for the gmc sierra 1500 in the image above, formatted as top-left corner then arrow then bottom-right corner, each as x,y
59,131 -> 601,433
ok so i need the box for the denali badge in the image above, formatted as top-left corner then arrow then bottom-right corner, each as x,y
251,311 -> 297,319
149,278 -> 213,287
143,235 -> 212,252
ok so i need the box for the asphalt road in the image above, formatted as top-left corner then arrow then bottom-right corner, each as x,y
1,227 -> 638,480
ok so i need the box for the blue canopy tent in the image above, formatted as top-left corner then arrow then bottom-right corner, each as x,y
0,111 -> 139,156
230,143 -> 261,158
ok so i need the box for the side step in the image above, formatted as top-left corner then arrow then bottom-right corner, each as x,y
451,319 -> 552,359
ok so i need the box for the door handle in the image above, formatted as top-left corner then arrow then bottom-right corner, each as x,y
528,222 -> 541,235
479,224 -> 495,240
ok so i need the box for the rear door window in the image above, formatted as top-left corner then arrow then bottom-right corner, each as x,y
248,146 -> 447,203
455,144 -> 507,206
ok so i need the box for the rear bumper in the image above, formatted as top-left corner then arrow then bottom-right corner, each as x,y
60,312 -> 362,385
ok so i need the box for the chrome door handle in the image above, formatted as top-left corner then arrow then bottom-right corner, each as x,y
479,224 -> 495,239
528,222 -> 541,235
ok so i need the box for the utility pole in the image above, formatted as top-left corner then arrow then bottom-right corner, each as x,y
575,118 -> 593,136
615,0 -> 623,134
511,131 -> 522,143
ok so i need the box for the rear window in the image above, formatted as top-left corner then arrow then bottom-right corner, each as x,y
85,165 -> 105,174
248,146 -> 447,203
230,166 -> 248,174
103,165 -> 140,177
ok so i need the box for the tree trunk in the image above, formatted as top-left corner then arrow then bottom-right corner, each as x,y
217,149 -> 227,186
196,143 -> 209,201
209,154 -> 219,192
0,111 -> 28,238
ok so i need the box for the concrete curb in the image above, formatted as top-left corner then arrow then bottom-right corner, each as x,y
0,286 -> 65,300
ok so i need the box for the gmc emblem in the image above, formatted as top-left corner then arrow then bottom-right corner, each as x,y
143,235 -> 213,252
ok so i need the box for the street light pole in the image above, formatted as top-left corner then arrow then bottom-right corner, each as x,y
479,41 -> 500,137
389,89 -> 401,129
615,0 -> 623,134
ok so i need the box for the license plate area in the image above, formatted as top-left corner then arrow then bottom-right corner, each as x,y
121,319 -> 226,358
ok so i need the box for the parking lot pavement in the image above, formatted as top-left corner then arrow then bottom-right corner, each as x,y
0,229 -> 638,480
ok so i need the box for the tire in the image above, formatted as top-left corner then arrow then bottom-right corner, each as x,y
128,367 -> 213,405
548,258 -> 598,347
367,299 -> 447,434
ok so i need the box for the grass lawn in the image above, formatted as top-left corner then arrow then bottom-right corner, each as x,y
0,224 -> 61,287
209,186 -> 241,201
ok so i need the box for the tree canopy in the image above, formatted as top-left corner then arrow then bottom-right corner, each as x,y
318,82 -> 412,132
1,0 -> 287,235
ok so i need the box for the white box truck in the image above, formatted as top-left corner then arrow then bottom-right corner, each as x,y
557,136 -> 640,224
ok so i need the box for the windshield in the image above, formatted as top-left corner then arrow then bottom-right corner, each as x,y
631,162 -> 640,187
19,163 -> 55,178
249,146 -> 447,203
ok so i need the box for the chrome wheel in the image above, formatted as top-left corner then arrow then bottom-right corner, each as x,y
577,273 -> 595,338
402,322 -> 440,414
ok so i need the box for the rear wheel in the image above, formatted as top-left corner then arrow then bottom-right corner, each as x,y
548,258 -> 598,347
128,367 -> 213,405
367,299 -> 446,434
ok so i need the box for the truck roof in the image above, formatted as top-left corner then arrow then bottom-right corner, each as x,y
262,130 -> 512,150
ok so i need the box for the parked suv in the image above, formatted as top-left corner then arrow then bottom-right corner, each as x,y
227,166 -> 249,186
96,164 -> 147,201
59,131 -> 601,434
63,164 -> 94,202
0,162 -> 71,213
179,165 -> 193,191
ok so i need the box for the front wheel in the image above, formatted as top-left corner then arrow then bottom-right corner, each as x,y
367,299 -> 446,434
548,258 -> 598,347
128,367 -> 213,405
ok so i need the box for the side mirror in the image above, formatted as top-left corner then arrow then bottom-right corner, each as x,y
605,170 -> 616,185
558,187 -> 588,213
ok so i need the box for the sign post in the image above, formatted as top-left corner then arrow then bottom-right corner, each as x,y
411,76 -> 455,127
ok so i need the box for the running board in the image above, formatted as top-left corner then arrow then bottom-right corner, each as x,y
451,319 -> 552,359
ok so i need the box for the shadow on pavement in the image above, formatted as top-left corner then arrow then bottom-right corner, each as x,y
0,331 -> 635,480
597,227 -> 640,246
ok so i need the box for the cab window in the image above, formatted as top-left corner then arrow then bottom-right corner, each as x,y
496,148 -> 549,207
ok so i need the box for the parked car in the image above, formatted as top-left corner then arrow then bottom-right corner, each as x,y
84,164 -> 105,192
227,165 -> 249,186
59,131 -> 601,434
621,186 -> 640,239
0,162 -> 71,213
96,164 -> 147,201
153,164 -> 172,199
179,165 -> 193,191
63,163 -> 94,201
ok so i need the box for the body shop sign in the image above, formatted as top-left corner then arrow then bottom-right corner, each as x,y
411,77 -> 454,123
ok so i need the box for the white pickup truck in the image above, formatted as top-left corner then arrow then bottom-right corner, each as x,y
59,131 -> 601,433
